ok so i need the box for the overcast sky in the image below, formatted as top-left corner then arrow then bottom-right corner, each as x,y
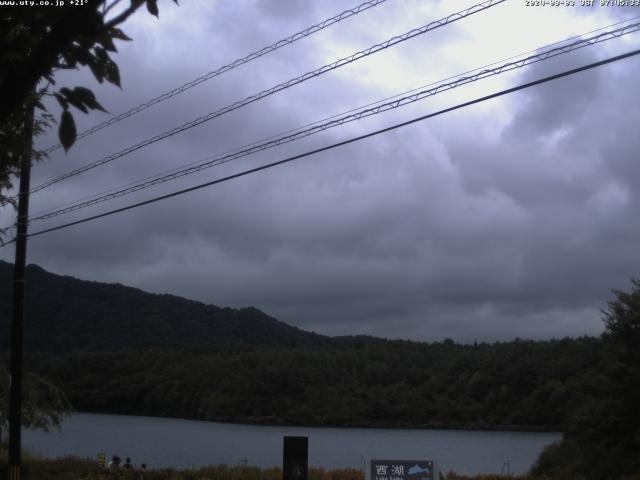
2,0 -> 640,342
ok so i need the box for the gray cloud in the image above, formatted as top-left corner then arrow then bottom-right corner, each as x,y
2,1 -> 639,342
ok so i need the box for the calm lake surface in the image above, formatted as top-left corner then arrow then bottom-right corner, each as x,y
23,413 -> 560,476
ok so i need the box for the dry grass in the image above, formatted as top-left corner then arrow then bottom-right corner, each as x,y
6,455 -> 639,480
0,456 -> 367,480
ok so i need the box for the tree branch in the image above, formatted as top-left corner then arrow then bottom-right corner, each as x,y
103,0 -> 144,29
103,0 -> 125,16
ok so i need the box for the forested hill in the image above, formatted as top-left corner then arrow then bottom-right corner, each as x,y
1,261 -> 606,432
0,261 -> 328,352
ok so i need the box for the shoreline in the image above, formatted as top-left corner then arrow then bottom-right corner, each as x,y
70,410 -> 563,434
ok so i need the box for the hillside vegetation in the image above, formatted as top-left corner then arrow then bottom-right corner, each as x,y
26,338 -> 601,431
2,262 -> 639,478
0,261 -> 327,353
1,260 -> 601,431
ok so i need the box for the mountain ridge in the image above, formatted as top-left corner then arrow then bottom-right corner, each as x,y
0,260 -> 330,352
0,261 -> 606,432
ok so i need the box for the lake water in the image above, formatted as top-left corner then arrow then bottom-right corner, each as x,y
23,413 -> 560,476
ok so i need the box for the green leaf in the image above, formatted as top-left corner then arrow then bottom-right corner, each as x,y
73,87 -> 107,112
87,46 -> 109,84
61,87 -> 88,114
146,0 -> 159,17
94,46 -> 108,63
71,45 -> 93,67
98,32 -> 117,53
59,110 -> 76,152
34,100 -> 47,112
87,57 -> 104,83
89,67 -> 104,83
92,99 -> 107,112
72,86 -> 94,101
104,59 -> 121,88
54,93 -> 68,110
68,98 -> 89,114
110,28 -> 132,41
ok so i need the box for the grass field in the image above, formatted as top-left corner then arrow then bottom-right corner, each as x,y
4,452 -> 640,480
0,453 -> 532,480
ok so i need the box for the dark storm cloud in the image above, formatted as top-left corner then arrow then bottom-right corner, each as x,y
506,46 -> 606,138
3,1 -> 639,342
441,43 -> 640,329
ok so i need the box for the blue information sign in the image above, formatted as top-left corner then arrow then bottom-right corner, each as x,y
371,460 -> 434,480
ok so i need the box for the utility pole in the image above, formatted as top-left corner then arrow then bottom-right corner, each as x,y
8,101 -> 34,480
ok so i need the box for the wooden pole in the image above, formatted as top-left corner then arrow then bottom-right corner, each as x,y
8,101 -> 34,480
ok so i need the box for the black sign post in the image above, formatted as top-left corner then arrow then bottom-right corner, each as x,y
371,460 -> 434,480
283,436 -> 308,480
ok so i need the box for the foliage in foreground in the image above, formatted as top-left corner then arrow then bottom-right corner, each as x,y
0,0 -> 179,219
0,364 -> 72,443
531,279 -> 640,480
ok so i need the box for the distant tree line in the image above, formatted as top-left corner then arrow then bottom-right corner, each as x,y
26,337 -> 603,431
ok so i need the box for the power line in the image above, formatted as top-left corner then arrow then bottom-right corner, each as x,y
14,47 -> 639,243
5,14 -> 638,229
27,13 -> 640,222
42,0 -> 391,155
29,0 -> 505,195
30,20 -> 640,221
26,20 -> 640,224
25,12 -> 640,220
